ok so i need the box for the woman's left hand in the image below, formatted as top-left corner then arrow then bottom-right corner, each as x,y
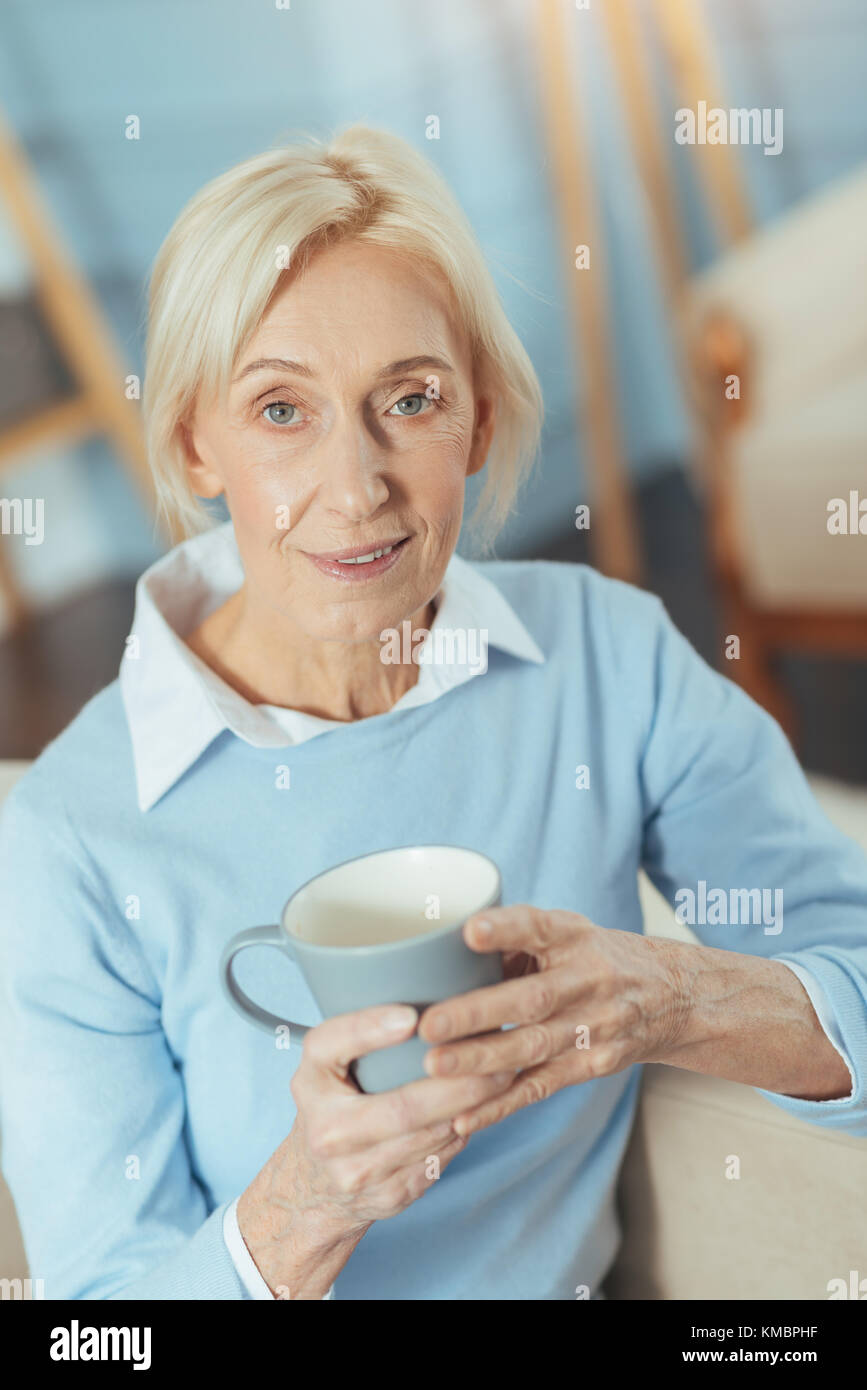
417,906 -> 692,1136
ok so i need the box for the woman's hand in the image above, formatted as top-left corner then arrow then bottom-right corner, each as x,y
417,906 -> 692,1136
237,1004 -> 516,1298
418,904 -> 854,1134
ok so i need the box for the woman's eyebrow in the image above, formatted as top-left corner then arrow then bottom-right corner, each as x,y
232,354 -> 455,384
374,355 -> 455,379
233,357 -> 313,383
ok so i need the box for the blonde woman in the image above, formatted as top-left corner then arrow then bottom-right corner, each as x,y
0,127 -> 863,1303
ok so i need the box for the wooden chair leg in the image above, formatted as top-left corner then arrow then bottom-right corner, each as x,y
0,109 -> 168,551
535,0 -> 643,586
0,537 -> 29,631
692,320 -> 801,741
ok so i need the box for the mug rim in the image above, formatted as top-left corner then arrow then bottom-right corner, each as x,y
280,842 -> 502,955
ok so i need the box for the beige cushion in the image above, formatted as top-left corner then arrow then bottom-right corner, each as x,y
728,370 -> 867,608
681,165 -> 867,612
683,163 -> 867,418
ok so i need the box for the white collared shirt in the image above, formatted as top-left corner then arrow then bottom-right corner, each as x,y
121,521 -> 545,815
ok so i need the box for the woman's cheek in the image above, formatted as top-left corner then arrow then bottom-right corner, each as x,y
407,414 -> 474,471
224,431 -> 313,521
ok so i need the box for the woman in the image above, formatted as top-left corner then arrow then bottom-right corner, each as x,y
0,126 -> 864,1302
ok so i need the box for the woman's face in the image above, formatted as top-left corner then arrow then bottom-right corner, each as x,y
185,239 -> 495,644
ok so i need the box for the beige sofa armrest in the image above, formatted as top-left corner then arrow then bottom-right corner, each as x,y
0,761 -> 32,1290
607,1062 -> 866,1300
617,851 -> 867,1300
0,1153 -> 28,1289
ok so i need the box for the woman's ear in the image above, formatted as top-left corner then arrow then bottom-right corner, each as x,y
180,418 -> 225,500
466,394 -> 496,479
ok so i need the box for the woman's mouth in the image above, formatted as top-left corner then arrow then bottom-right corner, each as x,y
304,535 -> 411,582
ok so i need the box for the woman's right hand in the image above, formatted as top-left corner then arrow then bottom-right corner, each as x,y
236,1003 -> 515,1299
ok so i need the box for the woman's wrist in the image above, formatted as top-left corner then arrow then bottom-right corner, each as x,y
652,939 -> 852,1100
237,1174 -> 370,1299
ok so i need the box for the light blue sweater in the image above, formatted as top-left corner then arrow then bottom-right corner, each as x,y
1,560 -> 866,1300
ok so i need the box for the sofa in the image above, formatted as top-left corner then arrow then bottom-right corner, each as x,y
1,759 -> 864,1299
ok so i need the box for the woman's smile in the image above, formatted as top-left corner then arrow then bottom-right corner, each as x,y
302,533 -> 413,583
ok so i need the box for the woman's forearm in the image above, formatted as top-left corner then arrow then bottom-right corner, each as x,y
651,938 -> 853,1101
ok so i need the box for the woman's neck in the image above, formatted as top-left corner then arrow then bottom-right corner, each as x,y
184,590 -> 437,723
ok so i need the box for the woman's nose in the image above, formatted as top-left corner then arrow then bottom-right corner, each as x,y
318,428 -> 391,519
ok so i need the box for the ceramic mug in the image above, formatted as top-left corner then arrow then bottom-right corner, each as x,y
220,844 -> 503,1093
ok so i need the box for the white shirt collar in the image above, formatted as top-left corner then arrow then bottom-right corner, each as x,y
120,521 -> 544,811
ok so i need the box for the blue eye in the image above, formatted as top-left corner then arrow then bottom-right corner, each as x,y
389,394 -> 430,417
263,401 -> 297,425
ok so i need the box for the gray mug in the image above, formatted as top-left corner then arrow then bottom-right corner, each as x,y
220,844 -> 503,1093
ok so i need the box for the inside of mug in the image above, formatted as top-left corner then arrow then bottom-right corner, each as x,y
283,845 -> 499,947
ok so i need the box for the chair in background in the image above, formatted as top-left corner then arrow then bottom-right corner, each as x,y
591,1 -> 867,745
681,166 -> 867,744
0,108 -> 169,630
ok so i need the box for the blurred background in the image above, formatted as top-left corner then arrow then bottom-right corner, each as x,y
0,0 -> 865,778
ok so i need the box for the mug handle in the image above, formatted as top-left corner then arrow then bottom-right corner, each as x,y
220,925 -> 311,1050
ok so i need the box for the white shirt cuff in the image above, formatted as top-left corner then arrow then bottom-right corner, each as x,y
779,960 -> 856,1101
223,1197 -> 335,1299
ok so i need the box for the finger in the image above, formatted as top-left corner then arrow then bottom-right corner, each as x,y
430,1131 -> 470,1173
308,1069 -> 516,1156
358,1131 -> 470,1212
451,1053 -> 580,1138
461,905 -> 581,958
301,1004 -> 419,1079
424,1012 -> 580,1078
418,965 -> 575,1046
396,1131 -> 470,1186
325,1116 -> 461,1192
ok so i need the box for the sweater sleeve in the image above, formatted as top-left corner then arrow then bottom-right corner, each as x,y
635,594 -> 867,1134
0,774 -> 250,1300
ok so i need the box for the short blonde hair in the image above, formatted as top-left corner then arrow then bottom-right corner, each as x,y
143,124 -> 543,551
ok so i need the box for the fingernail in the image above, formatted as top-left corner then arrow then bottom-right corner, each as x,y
381,1006 -> 417,1032
472,918 -> 493,938
492,1071 -> 512,1085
